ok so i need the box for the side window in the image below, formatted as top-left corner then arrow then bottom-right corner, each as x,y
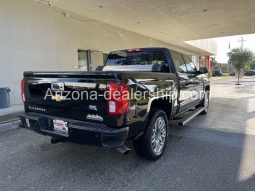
170,51 -> 187,73
151,51 -> 169,73
182,54 -> 197,73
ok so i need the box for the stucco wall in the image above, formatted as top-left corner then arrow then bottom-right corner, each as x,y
0,0 -> 200,105
185,39 -> 217,55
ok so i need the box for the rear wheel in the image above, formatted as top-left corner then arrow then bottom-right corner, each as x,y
200,91 -> 210,114
133,109 -> 168,161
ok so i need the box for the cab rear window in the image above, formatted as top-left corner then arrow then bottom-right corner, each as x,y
106,50 -> 167,66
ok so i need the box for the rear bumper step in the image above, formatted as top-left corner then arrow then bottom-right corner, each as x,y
19,112 -> 129,148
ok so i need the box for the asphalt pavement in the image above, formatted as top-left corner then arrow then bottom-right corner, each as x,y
0,76 -> 255,191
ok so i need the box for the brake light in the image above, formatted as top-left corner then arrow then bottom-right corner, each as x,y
107,82 -> 129,115
127,48 -> 143,52
21,79 -> 26,103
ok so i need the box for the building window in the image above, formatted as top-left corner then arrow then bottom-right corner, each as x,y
78,50 -> 90,71
103,53 -> 108,65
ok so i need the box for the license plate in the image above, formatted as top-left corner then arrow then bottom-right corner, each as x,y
53,119 -> 68,135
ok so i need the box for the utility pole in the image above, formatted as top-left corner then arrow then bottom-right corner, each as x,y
238,36 -> 246,49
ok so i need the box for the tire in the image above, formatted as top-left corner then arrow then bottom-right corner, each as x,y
133,109 -> 168,161
200,91 -> 210,115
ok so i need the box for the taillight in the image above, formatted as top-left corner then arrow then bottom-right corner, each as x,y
21,79 -> 26,103
107,82 -> 129,116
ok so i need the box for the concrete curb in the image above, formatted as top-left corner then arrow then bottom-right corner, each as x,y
0,120 -> 21,132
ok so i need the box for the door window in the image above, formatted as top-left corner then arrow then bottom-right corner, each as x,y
170,51 -> 187,73
182,54 -> 197,73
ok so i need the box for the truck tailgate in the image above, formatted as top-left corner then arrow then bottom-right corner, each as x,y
23,71 -> 122,124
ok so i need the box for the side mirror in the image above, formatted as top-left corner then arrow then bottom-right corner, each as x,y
95,66 -> 104,71
199,67 -> 208,74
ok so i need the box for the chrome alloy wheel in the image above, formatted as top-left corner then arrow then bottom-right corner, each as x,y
151,117 -> 167,155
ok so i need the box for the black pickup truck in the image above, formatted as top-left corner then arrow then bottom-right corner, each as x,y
20,48 -> 210,160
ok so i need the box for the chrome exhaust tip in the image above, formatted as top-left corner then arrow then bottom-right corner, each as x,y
116,145 -> 131,155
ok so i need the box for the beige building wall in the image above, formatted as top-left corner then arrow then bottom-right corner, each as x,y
185,39 -> 217,55
0,0 -> 201,105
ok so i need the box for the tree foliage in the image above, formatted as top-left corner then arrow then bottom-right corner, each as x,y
228,48 -> 253,71
228,48 -> 254,84
210,57 -> 217,68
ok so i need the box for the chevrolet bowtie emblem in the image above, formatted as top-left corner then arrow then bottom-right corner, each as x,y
52,94 -> 63,102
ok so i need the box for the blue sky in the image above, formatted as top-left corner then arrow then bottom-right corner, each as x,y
214,34 -> 255,63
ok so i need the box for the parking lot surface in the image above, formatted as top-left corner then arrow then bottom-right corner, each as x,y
0,77 -> 255,191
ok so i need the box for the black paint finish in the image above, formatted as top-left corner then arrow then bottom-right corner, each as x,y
21,48 -> 209,146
